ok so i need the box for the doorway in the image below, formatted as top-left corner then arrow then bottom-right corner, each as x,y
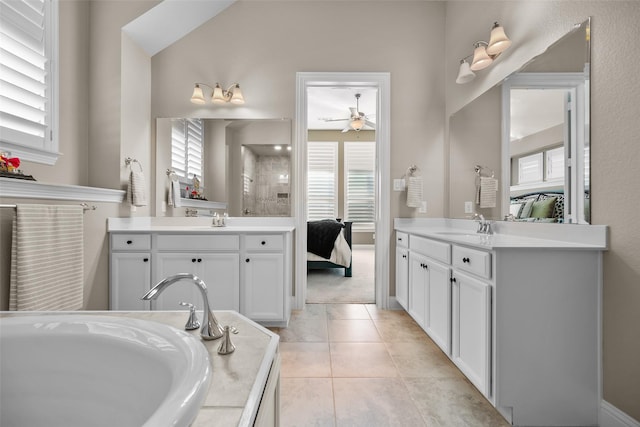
294,72 -> 391,310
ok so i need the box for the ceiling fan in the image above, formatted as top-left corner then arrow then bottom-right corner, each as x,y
322,93 -> 376,133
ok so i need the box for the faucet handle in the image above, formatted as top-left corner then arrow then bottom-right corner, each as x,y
179,301 -> 201,331
218,325 -> 237,355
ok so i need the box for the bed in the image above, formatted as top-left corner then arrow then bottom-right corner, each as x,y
307,219 -> 353,277
510,191 -> 565,222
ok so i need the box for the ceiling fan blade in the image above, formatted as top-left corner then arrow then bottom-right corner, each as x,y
322,118 -> 350,122
341,125 -> 351,133
365,119 -> 376,128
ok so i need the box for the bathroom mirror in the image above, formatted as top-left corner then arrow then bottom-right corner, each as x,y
155,118 -> 292,217
449,19 -> 590,223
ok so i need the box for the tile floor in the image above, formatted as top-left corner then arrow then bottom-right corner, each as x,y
269,303 -> 509,427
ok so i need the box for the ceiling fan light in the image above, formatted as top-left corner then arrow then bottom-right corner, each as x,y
351,118 -> 364,131
470,43 -> 493,71
487,22 -> 512,56
190,84 -> 206,104
456,60 -> 476,84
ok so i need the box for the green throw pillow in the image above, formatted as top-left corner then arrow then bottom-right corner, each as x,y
530,197 -> 557,218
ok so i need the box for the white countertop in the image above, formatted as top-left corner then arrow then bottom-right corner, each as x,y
395,218 -> 608,250
108,216 -> 295,233
1,310 -> 279,427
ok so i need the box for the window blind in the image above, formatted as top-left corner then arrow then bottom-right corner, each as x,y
0,0 -> 57,162
545,146 -> 565,181
344,141 -> 375,228
171,118 -> 203,182
307,141 -> 338,221
518,152 -> 543,184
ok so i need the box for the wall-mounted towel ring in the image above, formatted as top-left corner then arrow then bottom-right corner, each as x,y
405,165 -> 421,178
474,165 -> 494,178
125,157 -> 143,172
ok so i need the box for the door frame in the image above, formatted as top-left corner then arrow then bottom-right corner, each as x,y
294,72 -> 391,310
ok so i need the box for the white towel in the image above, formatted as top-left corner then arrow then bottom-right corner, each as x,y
127,166 -> 147,207
406,176 -> 423,208
168,178 -> 182,208
479,177 -> 498,208
9,204 -> 84,311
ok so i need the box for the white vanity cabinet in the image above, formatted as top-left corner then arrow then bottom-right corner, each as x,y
109,228 -> 292,327
395,232 -> 409,310
110,234 -> 151,310
242,234 -> 287,323
395,220 -> 606,427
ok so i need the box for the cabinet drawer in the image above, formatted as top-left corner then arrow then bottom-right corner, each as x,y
396,231 -> 409,248
156,234 -> 239,251
410,235 -> 451,264
452,245 -> 492,279
111,234 -> 151,251
245,235 -> 284,251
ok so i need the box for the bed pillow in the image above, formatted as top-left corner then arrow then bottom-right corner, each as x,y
509,202 -> 524,217
518,199 -> 535,218
530,196 -> 557,218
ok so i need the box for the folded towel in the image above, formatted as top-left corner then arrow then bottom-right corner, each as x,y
127,164 -> 147,207
10,204 -> 84,311
406,176 -> 423,208
168,178 -> 182,208
479,177 -> 498,208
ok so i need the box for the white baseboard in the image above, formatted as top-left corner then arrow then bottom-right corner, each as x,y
387,296 -> 403,310
601,401 -> 640,427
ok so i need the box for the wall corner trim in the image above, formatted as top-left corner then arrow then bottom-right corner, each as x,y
601,401 -> 640,427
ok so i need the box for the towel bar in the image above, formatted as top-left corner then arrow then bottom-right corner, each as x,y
0,203 -> 96,212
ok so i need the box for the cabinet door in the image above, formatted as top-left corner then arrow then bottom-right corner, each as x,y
452,270 -> 491,396
425,260 -> 451,354
153,253 -> 200,310
110,253 -> 151,310
243,253 -> 284,321
408,252 -> 428,327
198,253 -> 240,311
396,247 -> 409,310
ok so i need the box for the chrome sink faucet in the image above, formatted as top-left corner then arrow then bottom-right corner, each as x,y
141,273 -> 224,340
472,213 -> 493,235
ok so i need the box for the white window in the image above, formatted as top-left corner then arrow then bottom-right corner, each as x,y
546,146 -> 565,181
171,118 -> 203,183
344,141 -> 375,230
307,141 -> 338,221
518,152 -> 543,184
0,0 -> 59,164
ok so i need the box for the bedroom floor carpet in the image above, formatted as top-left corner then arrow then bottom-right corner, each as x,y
307,244 -> 375,304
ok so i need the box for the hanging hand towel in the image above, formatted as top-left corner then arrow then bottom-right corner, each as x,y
9,204 -> 84,311
127,161 -> 147,207
479,177 -> 498,208
406,176 -> 423,208
168,177 -> 182,208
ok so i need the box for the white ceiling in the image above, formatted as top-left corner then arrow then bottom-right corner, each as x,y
510,89 -> 566,141
307,87 -> 378,131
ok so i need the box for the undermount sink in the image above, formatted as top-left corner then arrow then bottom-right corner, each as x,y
0,315 -> 211,427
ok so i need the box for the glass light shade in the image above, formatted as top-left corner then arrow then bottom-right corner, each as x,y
212,84 -> 226,104
350,118 -> 364,131
470,44 -> 493,71
230,85 -> 244,104
456,60 -> 476,84
190,85 -> 206,104
486,24 -> 511,55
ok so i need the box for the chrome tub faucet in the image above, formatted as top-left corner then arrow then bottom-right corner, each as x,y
141,273 -> 224,340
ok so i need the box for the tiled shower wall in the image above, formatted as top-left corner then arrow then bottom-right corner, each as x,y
243,153 -> 290,216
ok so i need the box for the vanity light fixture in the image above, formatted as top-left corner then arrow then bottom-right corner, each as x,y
190,83 -> 245,105
456,22 -> 512,84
